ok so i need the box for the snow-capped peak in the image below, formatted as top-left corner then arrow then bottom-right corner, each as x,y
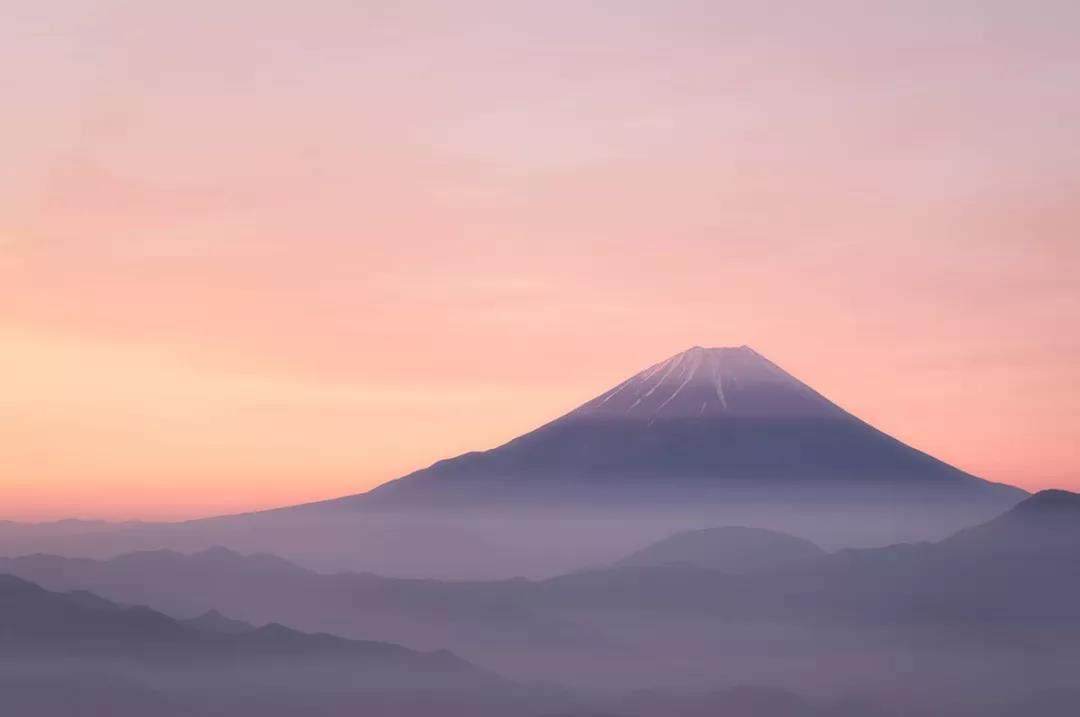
571,346 -> 840,421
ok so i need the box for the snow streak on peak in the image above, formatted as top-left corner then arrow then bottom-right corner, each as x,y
572,346 -> 843,421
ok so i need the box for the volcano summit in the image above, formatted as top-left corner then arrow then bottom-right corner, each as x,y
1,347 -> 1030,578
333,346 -> 1023,512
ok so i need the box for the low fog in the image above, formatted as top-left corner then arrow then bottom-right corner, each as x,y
0,496 -> 1014,579
3,492 -> 1080,716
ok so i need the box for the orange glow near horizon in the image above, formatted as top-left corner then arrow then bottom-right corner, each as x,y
2,2 -> 1078,520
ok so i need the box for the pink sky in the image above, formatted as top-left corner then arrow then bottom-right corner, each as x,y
2,1 -> 1078,520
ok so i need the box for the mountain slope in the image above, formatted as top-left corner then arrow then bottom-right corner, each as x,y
617,526 -> 825,572
941,488 -> 1080,555
182,608 -> 255,634
0,576 -> 591,717
0,571 -> 480,676
4,494 -> 1077,693
543,490 -> 1080,627
12,491 -> 1077,633
0,346 -> 1025,579
336,346 -> 1022,509
0,547 -> 605,657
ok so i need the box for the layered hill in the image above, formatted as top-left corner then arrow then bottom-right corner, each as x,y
5,491 -> 1077,692
617,526 -> 825,572
0,571 -> 484,684
0,575 -> 577,716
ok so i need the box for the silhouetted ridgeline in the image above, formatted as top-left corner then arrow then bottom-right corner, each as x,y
3,491 -> 1079,711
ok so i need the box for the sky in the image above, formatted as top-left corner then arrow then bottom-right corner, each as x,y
2,1 -> 1078,520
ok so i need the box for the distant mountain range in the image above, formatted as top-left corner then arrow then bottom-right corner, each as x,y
617,525 -> 826,572
320,346 -> 1023,511
0,570 -> 538,717
0,545 -> 604,660
5,490 -> 1077,695
0,570 -> 483,682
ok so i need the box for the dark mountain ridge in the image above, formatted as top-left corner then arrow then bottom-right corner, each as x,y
3,491 -> 1077,692
0,571 -> 476,674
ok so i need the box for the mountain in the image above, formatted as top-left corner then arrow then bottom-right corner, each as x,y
0,547 -> 610,665
5,494 -> 1078,693
531,488 -> 1079,628
941,488 -> 1080,555
617,526 -> 825,572
0,571 -> 478,673
0,347 -> 1027,579
2,492 -> 1074,706
0,569 -> 520,717
181,608 -> 255,634
333,346 -> 1022,511
545,490 -> 1080,629
0,574 -> 599,716
889,489 -> 1080,623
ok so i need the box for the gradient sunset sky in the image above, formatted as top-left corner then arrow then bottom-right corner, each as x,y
2,1 -> 1078,520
